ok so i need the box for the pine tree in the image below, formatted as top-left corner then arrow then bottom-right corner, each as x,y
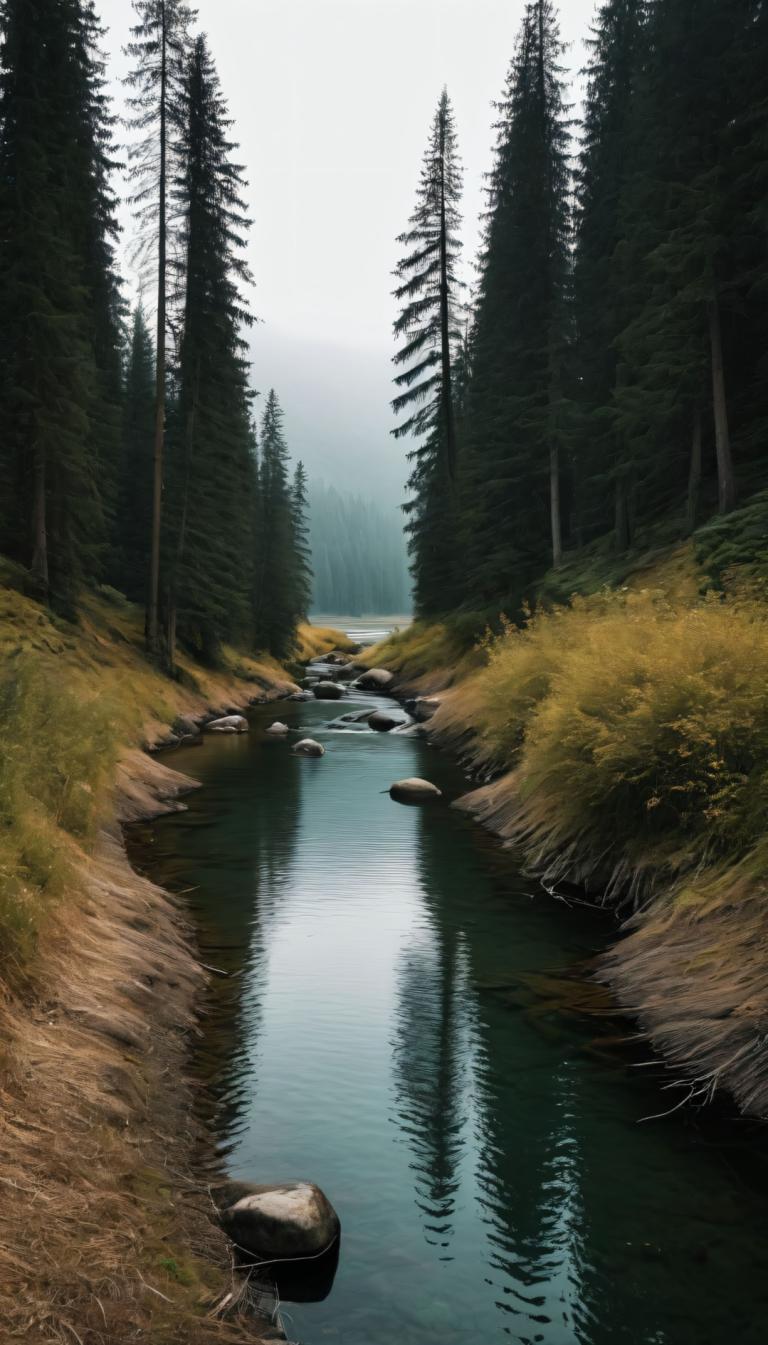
0,0 -> 121,613
290,462 -> 313,622
114,305 -> 155,601
125,0 -> 196,655
462,1 -> 571,606
164,32 -> 254,666
392,88 -> 464,617
252,390 -> 298,658
572,0 -> 647,546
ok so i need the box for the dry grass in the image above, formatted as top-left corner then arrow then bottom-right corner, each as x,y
294,622 -> 355,662
0,581 -> 301,1342
355,617 -> 484,692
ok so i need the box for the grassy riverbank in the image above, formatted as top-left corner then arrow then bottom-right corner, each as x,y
0,575 -> 345,1343
361,497 -> 768,1118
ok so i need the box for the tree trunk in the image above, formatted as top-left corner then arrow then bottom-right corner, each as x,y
550,443 -> 562,568
685,406 -> 702,535
438,107 -> 456,488
147,3 -> 168,656
615,476 -> 631,551
708,289 -> 736,514
31,439 -> 48,595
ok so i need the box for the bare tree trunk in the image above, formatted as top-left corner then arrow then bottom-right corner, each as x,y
550,443 -> 562,568
708,289 -> 736,515
147,3 -> 168,656
438,106 -> 456,489
31,439 -> 48,594
685,406 -> 702,535
615,476 -> 631,552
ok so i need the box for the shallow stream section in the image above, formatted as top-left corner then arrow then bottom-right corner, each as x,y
131,627 -> 768,1345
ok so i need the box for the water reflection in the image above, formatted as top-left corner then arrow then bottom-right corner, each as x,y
136,695 -> 768,1345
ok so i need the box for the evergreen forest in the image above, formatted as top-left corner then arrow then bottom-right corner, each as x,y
308,481 -> 411,616
0,0 -> 313,662
395,0 -> 768,619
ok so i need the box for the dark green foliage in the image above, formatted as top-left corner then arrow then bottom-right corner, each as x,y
420,0 -> 768,620
460,1 -> 572,608
392,88 -> 464,617
0,0 -> 122,615
290,462 -> 313,622
252,390 -> 301,659
113,306 -> 155,602
308,482 -> 412,616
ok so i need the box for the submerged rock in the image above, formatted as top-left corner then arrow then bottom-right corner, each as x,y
266,721 -> 290,735
204,714 -> 248,734
355,667 -> 394,691
389,777 -> 442,803
293,739 -> 325,757
313,681 -> 344,701
368,710 -> 409,733
218,1180 -> 340,1260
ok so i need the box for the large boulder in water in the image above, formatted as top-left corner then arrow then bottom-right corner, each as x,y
293,739 -> 325,757
368,710 -> 410,733
389,777 -> 442,804
355,667 -> 394,691
218,1181 -> 340,1260
266,721 -> 289,735
313,681 -> 344,700
204,714 -> 248,734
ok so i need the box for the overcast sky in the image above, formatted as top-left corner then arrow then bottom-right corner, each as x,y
99,0 -> 597,502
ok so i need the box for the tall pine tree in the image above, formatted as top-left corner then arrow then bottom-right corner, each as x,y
126,0 -> 196,654
164,32 -> 255,666
253,390 -> 299,658
462,1 -> 571,606
392,88 -> 464,616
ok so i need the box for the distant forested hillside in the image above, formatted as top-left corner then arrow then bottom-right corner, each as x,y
309,482 -> 411,616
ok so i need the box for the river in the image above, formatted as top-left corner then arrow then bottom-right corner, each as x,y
132,625 -> 768,1345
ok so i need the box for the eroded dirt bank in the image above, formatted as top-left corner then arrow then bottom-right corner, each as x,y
0,738 -> 291,1344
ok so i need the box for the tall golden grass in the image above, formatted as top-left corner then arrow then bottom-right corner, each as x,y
432,586 -> 768,900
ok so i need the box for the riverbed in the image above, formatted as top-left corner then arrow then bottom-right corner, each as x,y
132,639 -> 768,1345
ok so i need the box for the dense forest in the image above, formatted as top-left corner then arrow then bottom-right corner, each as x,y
309,481 -> 411,616
0,0 -> 312,663
396,0 -> 768,618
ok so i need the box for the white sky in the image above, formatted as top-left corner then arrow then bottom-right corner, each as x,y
99,0 -> 597,499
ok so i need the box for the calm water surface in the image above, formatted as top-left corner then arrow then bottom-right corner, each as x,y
135,635 -> 768,1345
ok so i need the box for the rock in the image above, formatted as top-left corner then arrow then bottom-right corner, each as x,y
293,739 -> 325,757
413,696 -> 442,722
368,710 -> 409,733
391,722 -> 423,737
289,691 -> 313,702
313,681 -> 344,701
204,714 -> 248,734
355,667 -> 394,690
173,713 -> 202,737
218,1181 -> 340,1261
389,777 -> 442,804
266,721 -> 290,735
177,732 -> 204,747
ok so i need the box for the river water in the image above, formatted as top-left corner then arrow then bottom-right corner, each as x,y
133,629 -> 768,1345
